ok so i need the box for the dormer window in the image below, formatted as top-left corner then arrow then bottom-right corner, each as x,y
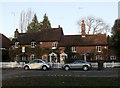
31,41 -> 36,48
52,42 -> 58,49
96,46 -> 101,52
71,47 -> 76,53
15,42 -> 19,48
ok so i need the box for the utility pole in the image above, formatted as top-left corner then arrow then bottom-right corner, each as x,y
78,7 -> 83,19
118,1 -> 120,18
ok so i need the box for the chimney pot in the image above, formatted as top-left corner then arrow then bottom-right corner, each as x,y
58,25 -> 60,28
14,28 -> 19,38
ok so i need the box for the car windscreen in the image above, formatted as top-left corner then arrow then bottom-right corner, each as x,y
30,60 -> 39,63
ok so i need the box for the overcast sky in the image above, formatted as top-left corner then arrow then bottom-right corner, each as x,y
0,0 -> 119,38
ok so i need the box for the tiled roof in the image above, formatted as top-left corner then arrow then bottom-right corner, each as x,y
11,28 -> 64,45
0,33 -> 10,49
58,34 -> 108,47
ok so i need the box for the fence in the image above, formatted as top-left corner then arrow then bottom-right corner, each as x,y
0,62 -> 25,68
0,62 -> 120,68
104,62 -> 120,68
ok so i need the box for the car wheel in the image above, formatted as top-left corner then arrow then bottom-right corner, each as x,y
42,66 -> 47,71
64,66 -> 70,71
83,66 -> 89,71
24,66 -> 29,70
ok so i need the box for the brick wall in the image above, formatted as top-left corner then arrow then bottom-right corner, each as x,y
59,47 -> 65,53
40,42 -> 53,49
76,46 -> 108,55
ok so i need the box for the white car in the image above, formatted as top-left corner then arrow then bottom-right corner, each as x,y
24,59 -> 51,70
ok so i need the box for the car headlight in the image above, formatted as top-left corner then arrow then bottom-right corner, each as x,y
47,64 -> 51,68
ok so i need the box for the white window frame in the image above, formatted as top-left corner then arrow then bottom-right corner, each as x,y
52,42 -> 58,49
15,42 -> 19,48
71,47 -> 76,53
110,56 -> 116,60
96,46 -> 102,52
30,54 -> 35,60
31,41 -> 36,48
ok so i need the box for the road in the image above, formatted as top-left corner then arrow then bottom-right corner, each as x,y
2,68 -> 120,80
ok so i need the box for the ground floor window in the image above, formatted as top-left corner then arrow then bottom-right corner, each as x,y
14,55 -> 19,61
71,47 -> 76,53
30,54 -> 35,60
110,56 -> 116,60
96,55 -> 102,60
21,56 -> 27,61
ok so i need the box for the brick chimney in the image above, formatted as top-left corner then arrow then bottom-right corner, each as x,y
81,20 -> 86,37
58,25 -> 61,28
14,28 -> 19,38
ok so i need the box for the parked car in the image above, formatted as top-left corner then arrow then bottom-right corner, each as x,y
62,60 -> 92,71
23,59 -> 51,70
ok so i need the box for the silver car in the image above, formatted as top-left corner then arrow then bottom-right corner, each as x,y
62,60 -> 92,71
24,59 -> 51,70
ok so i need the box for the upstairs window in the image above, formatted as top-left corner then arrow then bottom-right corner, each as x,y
31,41 -> 36,48
15,42 -> 19,48
96,46 -> 101,52
52,42 -> 58,49
71,47 -> 76,53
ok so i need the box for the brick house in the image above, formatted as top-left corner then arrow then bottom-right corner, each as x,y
58,34 -> 108,61
10,26 -> 63,62
0,33 -> 11,61
59,20 -> 108,61
10,20 -> 108,63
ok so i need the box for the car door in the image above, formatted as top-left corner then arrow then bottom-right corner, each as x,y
29,60 -> 41,69
38,60 -> 44,69
78,61 -> 85,69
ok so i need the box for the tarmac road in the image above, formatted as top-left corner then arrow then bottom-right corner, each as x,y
2,68 -> 120,80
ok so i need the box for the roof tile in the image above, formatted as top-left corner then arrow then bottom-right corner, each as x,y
58,34 -> 107,47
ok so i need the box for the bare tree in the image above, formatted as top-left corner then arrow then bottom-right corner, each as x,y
19,9 -> 34,33
26,9 -> 33,28
77,16 -> 110,35
20,11 -> 25,33
86,17 -> 94,34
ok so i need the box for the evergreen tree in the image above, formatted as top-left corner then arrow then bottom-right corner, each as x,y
64,46 -> 77,63
40,13 -> 51,30
27,14 -> 40,33
111,19 -> 120,60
